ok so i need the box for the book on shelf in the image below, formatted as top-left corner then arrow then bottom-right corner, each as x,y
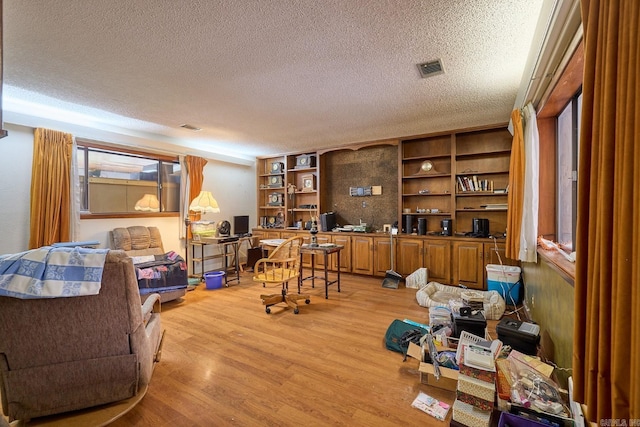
457,175 -> 494,193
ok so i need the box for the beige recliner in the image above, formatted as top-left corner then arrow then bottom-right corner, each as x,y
0,250 -> 164,423
109,226 -> 188,303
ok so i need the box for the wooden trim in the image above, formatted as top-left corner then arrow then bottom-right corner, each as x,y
316,138 -> 398,155
538,247 -> 575,286
537,117 -> 557,239
538,41 -> 584,118
534,39 -> 583,282
81,212 -> 179,220
257,122 -> 510,161
76,139 -> 179,163
399,122 -> 510,141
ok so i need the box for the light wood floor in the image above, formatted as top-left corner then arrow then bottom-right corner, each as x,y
106,272 -> 463,426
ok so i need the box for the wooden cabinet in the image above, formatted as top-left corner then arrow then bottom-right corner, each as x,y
400,124 -> 511,237
484,241 -> 515,267
452,241 -> 485,289
396,238 -> 423,276
373,236 -> 392,277
331,234 -> 351,272
251,229 -> 517,285
423,239 -> 451,284
351,235 -> 374,275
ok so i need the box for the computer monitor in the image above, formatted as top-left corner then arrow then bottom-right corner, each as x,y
233,215 -> 250,236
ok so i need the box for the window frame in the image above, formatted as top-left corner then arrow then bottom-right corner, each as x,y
536,40 -> 584,284
77,139 -> 181,219
555,89 -> 582,252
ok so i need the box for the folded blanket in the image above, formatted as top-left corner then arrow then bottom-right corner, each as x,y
0,246 -> 109,299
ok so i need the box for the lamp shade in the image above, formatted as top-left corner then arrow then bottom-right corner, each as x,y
134,194 -> 160,212
189,190 -> 220,213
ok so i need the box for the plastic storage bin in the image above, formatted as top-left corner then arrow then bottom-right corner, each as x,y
204,271 -> 225,289
486,264 -> 521,305
498,412 -> 548,427
191,221 -> 216,239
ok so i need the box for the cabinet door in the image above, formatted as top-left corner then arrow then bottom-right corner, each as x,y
452,241 -> 484,289
351,236 -> 374,275
483,242 -> 519,267
396,238 -> 423,276
331,234 -> 351,272
423,239 -> 451,284
280,231 -> 298,240
314,234 -> 332,268
264,231 -> 282,240
373,237 -> 392,277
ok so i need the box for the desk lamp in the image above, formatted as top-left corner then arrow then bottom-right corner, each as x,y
185,190 -> 220,282
186,190 -> 221,235
189,190 -> 220,214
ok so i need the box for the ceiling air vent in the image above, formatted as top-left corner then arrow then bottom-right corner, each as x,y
180,123 -> 202,131
417,59 -> 444,78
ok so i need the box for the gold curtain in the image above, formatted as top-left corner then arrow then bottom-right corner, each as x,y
28,128 -> 73,249
574,0 -> 640,421
505,109 -> 525,259
185,155 -> 208,238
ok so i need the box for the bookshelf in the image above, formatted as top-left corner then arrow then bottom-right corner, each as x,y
256,152 -> 319,229
400,124 -> 511,236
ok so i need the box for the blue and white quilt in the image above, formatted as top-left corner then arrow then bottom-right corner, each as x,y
0,246 -> 109,299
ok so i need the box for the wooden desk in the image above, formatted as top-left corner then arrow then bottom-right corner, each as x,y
299,244 -> 344,299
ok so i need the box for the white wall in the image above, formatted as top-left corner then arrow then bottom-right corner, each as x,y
0,123 -> 257,256
0,124 -> 34,254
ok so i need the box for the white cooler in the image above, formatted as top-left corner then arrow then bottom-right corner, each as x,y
485,264 -> 521,305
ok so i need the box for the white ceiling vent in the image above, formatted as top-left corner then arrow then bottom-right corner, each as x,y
180,123 -> 202,131
417,59 -> 445,78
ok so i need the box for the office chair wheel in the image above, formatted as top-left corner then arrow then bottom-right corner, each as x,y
305,299 -> 310,304
265,307 -> 271,314
294,308 -> 299,314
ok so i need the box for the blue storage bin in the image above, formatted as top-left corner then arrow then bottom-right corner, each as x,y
204,271 -> 225,289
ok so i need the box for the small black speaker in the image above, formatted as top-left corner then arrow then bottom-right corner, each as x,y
320,212 -> 336,232
404,215 -> 413,234
417,218 -> 427,235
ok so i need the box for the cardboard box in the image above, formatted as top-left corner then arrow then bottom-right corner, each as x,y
407,341 -> 459,391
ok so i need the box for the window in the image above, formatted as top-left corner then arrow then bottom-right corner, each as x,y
556,91 -> 581,252
77,142 -> 181,217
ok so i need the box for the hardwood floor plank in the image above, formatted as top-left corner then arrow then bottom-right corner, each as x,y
106,272 -> 461,426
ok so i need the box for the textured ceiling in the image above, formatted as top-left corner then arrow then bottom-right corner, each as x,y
3,0 -> 545,161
